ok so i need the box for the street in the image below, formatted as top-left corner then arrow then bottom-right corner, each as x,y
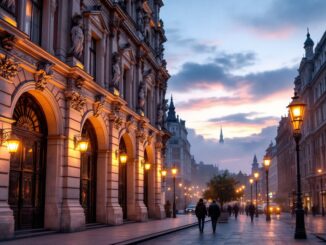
139,214 -> 323,245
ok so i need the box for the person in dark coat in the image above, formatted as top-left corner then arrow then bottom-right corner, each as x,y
233,204 -> 239,220
227,205 -> 232,216
195,198 -> 207,233
208,200 -> 221,233
248,203 -> 255,222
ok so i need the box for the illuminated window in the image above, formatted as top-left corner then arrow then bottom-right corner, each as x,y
25,0 -> 42,44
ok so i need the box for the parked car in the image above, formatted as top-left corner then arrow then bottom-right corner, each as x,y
185,204 -> 196,214
263,203 -> 281,215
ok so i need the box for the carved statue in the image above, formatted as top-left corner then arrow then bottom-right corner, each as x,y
112,52 -> 121,89
69,15 -> 84,59
157,103 -> 164,127
35,61 -> 53,91
138,81 -> 145,111
0,56 -> 18,80
137,8 -> 144,33
1,0 -> 16,13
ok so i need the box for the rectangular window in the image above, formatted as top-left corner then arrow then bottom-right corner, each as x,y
25,0 -> 42,44
89,38 -> 97,79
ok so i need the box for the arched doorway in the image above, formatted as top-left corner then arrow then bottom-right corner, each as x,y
143,150 -> 149,208
8,93 -> 48,230
80,120 -> 98,223
118,137 -> 127,220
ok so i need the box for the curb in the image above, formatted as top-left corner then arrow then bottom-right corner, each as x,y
110,220 -> 211,245
314,233 -> 326,242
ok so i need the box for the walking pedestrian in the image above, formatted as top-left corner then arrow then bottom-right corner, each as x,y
195,198 -> 207,233
248,203 -> 255,223
208,200 -> 221,233
304,206 -> 308,216
233,204 -> 239,220
227,205 -> 232,216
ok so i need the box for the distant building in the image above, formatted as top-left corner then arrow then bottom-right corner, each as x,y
265,142 -> 279,202
164,96 -> 192,209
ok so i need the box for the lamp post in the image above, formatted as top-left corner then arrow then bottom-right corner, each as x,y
249,178 -> 254,204
318,169 -> 325,216
254,172 -> 259,217
263,155 -> 271,222
287,92 -> 307,239
171,167 -> 178,218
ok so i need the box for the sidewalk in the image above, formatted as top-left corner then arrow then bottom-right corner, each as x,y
0,215 -> 198,245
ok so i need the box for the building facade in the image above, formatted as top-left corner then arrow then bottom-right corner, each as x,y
164,97 -> 192,209
265,142 -> 279,202
0,0 -> 169,239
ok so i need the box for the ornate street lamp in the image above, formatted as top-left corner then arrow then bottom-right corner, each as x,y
317,169 -> 325,216
249,178 -> 254,204
171,166 -> 178,218
287,92 -> 307,239
263,155 -> 271,222
254,172 -> 259,217
75,136 -> 89,153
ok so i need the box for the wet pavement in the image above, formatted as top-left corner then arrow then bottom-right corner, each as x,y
139,214 -> 323,245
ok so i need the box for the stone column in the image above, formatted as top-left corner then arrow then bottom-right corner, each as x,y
44,135 -> 64,230
130,132 -> 147,221
60,106 -> 85,232
106,116 -> 123,225
154,141 -> 165,218
96,150 -> 109,223
97,34 -> 107,87
0,118 -> 15,240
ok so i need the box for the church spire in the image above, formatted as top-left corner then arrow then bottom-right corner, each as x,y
167,95 -> 177,122
304,28 -> 314,59
251,154 -> 259,173
219,126 -> 224,144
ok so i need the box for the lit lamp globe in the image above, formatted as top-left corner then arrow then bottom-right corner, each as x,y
318,169 -> 322,174
254,172 -> 259,179
287,93 -> 306,134
263,155 -> 271,170
249,178 -> 254,184
77,137 -> 89,153
144,162 -> 151,170
161,169 -> 167,177
6,134 -> 20,153
171,167 -> 178,176
119,152 -> 127,164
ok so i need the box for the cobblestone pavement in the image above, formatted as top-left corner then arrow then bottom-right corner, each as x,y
139,214 -> 323,245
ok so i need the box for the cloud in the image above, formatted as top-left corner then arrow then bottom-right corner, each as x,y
188,125 -> 278,173
239,0 -> 326,37
209,112 -> 279,125
169,54 -> 297,99
214,52 -> 256,70
177,97 -> 250,110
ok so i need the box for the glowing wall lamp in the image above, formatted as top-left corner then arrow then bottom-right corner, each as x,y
161,169 -> 167,177
0,129 -> 20,153
144,162 -> 151,170
75,136 -> 89,153
115,150 -> 127,164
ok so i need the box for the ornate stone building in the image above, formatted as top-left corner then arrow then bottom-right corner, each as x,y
164,96 -> 192,209
0,0 -> 169,239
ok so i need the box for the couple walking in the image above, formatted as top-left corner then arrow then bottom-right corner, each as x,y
195,198 -> 221,233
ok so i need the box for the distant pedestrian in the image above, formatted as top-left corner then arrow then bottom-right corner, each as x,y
208,200 -> 221,233
227,205 -> 232,216
245,205 -> 249,216
312,205 -> 316,216
304,206 -> 308,216
195,198 -> 207,233
248,203 -> 255,222
233,204 -> 239,220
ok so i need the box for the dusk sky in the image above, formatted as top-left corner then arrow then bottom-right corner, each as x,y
161,0 -> 326,173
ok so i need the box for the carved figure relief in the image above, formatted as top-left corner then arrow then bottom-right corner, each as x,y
0,0 -> 15,13
0,55 -> 18,80
69,15 -> 84,59
111,52 -> 121,90
65,90 -> 86,112
1,34 -> 16,51
138,81 -> 145,112
156,103 -> 164,129
34,61 -> 53,91
93,95 -> 105,117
